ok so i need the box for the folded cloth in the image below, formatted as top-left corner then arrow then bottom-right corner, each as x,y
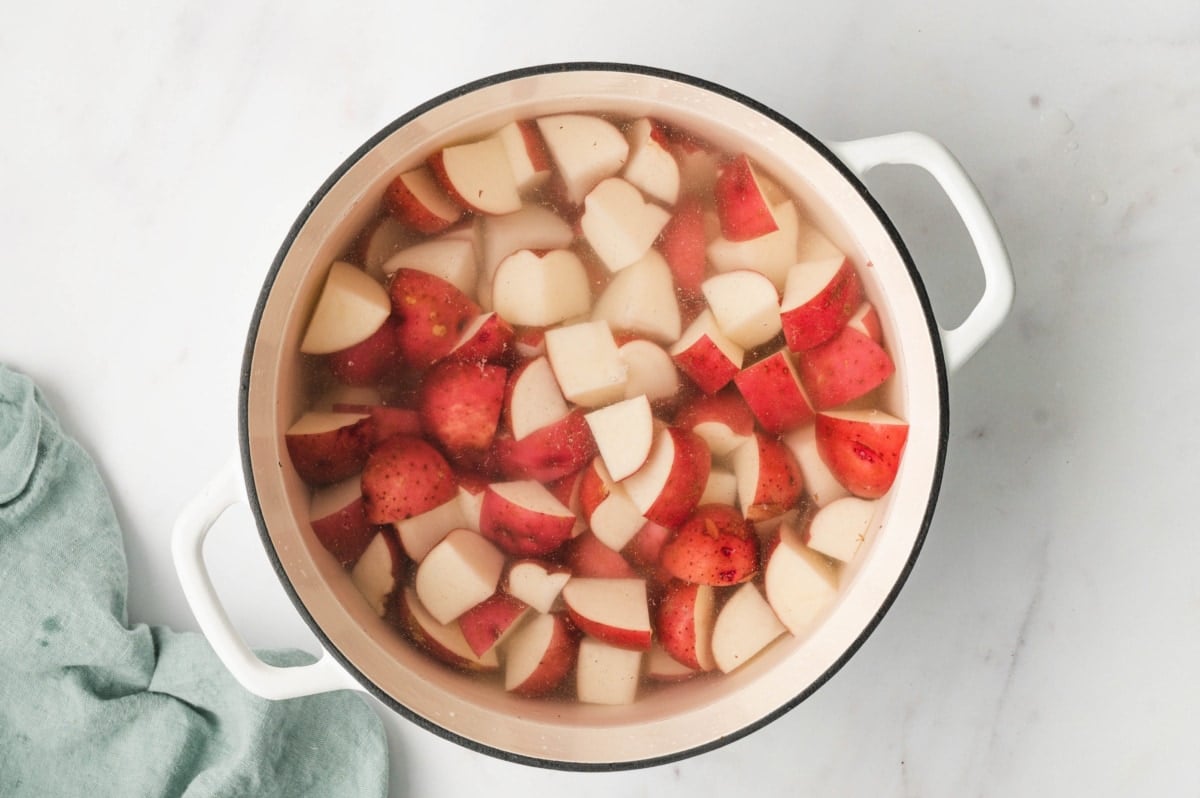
0,365 -> 389,797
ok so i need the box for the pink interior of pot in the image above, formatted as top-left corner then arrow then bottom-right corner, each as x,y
243,67 -> 944,766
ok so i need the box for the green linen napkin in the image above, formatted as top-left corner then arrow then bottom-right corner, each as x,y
0,365 -> 389,797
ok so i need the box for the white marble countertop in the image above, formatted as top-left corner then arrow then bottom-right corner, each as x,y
3,2 -> 1197,795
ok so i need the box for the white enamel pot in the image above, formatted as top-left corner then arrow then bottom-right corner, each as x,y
172,63 -> 1013,769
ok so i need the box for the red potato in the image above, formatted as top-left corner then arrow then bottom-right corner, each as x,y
496,119 -> 553,193
415,528 -> 506,624
388,268 -> 481,368
804,496 -> 877,563
300,261 -> 393,355
659,504 -> 760,586
457,591 -> 531,658
580,177 -> 672,274
815,409 -> 909,499
847,301 -> 883,342
360,435 -> 457,524
763,520 -> 839,638
731,432 -> 805,522
394,494 -> 467,563
576,458 -> 647,553
396,587 -> 500,672
795,326 -> 895,410
622,427 -> 712,528
670,309 -> 744,395
428,136 -> 522,216
309,476 -> 379,568
331,402 -> 422,444
713,154 -> 778,241
781,423 -> 849,508
383,167 -> 463,234
491,248 -> 593,328
655,581 -> 717,671
350,529 -> 406,617
418,360 -> 508,458
585,395 -> 654,482
561,577 -> 652,651
707,200 -> 800,290
710,582 -> 785,674
492,409 -> 597,483
618,339 -> 681,408
447,311 -> 515,365
733,349 -> 815,434
780,256 -> 863,352
285,411 -> 374,486
656,196 -> 708,295
503,611 -> 578,697
564,530 -> 637,579
505,559 -> 571,614
359,216 -> 414,278
622,118 -> 680,206
700,269 -> 782,350
536,113 -> 630,206
576,637 -> 642,705
646,642 -> 700,682
672,388 -> 756,459
626,520 -> 672,569
544,320 -> 629,408
380,237 -> 478,299
481,204 -> 575,286
479,479 -> 577,557
504,356 -> 569,440
326,318 -> 404,386
591,249 -> 682,345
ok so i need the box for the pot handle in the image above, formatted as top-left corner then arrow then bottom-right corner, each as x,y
171,456 -> 363,700
825,132 -> 1014,373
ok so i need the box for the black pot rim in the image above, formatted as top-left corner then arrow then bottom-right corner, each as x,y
237,60 -> 949,772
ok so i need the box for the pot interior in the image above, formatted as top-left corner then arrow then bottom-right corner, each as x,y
242,65 -> 945,767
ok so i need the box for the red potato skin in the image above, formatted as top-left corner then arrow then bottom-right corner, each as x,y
795,327 -> 895,410
310,495 -> 381,568
849,302 -> 883,343
656,196 -> 707,295
576,458 -> 609,521
360,435 -> 457,524
332,403 -> 422,444
626,520 -> 672,569
286,416 -> 375,487
660,504 -> 760,586
418,360 -> 508,458
382,170 -> 462,234
326,318 -> 404,386
713,154 -> 778,241
457,592 -> 529,658
672,387 -> 757,439
492,410 -> 598,484
733,351 -> 815,434
448,313 -> 516,366
564,530 -> 637,579
781,259 -> 864,352
392,589 -> 495,672
388,268 -> 481,368
515,119 -> 553,173
641,428 -> 712,529
479,486 -> 575,557
655,581 -> 713,671
509,612 -> 578,698
741,432 -> 805,521
564,601 -> 652,652
815,413 -> 909,499
672,335 -> 740,395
